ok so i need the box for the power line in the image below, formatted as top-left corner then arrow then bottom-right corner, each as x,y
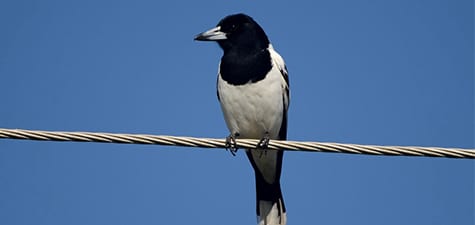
0,128 -> 473,159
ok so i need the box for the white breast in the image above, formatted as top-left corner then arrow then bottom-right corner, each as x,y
217,52 -> 286,140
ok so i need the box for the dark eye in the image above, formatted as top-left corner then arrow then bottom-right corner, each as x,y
221,23 -> 238,33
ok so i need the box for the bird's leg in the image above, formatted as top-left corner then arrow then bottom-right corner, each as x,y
257,132 -> 270,157
225,132 -> 240,156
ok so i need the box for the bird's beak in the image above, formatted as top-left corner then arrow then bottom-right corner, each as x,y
194,26 -> 227,41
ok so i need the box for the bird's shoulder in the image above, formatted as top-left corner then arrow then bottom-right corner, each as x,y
268,45 -> 289,88
268,45 -> 290,113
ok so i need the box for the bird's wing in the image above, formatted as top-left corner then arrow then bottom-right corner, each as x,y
268,45 -> 289,140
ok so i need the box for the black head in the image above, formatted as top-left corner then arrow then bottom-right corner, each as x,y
194,13 -> 270,53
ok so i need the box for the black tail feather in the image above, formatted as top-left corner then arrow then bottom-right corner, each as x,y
246,150 -> 286,219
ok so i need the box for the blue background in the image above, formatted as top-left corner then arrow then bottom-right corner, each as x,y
1,0 -> 473,224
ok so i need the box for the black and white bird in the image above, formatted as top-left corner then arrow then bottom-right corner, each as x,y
195,14 -> 289,225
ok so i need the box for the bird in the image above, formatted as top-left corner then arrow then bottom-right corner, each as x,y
194,13 -> 290,225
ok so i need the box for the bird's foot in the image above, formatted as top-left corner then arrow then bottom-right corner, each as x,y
225,133 -> 239,156
257,132 -> 270,157
257,132 -> 270,149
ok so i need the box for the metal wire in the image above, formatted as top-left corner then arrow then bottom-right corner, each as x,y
0,128 -> 473,159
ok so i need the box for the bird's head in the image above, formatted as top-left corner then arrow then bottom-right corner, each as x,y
194,13 -> 270,52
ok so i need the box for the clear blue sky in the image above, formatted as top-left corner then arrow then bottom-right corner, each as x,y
0,0 -> 473,225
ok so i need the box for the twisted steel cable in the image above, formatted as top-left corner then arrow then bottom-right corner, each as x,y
0,128 -> 473,159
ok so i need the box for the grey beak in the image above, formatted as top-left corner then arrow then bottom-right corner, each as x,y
194,26 -> 227,41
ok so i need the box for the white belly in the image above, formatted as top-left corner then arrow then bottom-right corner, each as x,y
217,66 -> 284,140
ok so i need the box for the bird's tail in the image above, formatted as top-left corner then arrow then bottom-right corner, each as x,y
255,174 -> 287,225
246,147 -> 286,225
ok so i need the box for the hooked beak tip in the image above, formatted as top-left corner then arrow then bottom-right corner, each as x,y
194,26 -> 227,41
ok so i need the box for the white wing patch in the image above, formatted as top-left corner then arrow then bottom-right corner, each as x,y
268,45 -> 290,113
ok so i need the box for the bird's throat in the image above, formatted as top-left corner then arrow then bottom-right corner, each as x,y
220,49 -> 272,85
